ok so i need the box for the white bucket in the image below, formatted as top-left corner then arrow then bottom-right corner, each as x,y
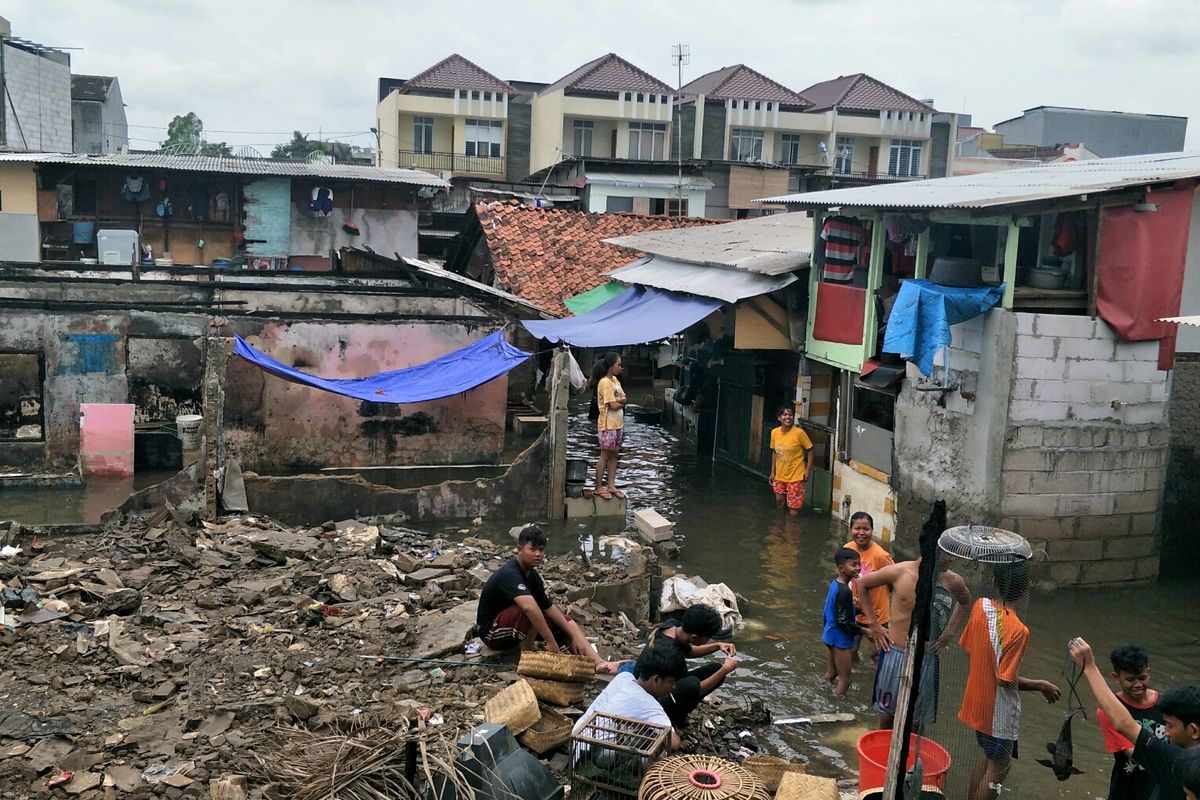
176,414 -> 204,449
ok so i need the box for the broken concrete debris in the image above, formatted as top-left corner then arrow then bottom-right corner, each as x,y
0,513 -> 785,798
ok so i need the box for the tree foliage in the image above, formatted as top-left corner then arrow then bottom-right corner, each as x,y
160,112 -> 231,156
270,131 -> 352,161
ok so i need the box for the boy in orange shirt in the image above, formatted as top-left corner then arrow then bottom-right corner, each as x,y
768,406 -> 813,515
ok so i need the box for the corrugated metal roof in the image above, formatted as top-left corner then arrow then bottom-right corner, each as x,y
585,172 -> 715,190
608,254 -> 796,303
399,256 -> 552,316
603,212 -> 812,276
0,152 -> 449,188
760,151 -> 1200,210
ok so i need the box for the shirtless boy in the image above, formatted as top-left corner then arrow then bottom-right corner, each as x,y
857,556 -> 971,728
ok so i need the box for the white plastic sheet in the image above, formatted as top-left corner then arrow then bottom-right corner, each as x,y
660,575 -> 743,632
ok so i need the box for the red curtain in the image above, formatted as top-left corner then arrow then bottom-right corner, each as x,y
1096,182 -> 1196,369
812,281 -> 866,345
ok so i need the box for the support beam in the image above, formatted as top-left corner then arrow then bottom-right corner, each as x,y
1002,222 -> 1020,309
914,227 -> 930,279
546,347 -> 571,518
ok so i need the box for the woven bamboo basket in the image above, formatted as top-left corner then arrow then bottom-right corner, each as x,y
775,772 -> 838,800
524,676 -> 588,706
639,754 -> 770,800
742,755 -> 807,793
518,704 -> 573,754
483,678 -> 540,736
518,651 -> 595,682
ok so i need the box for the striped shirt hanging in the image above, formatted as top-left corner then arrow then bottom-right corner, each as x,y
821,216 -> 863,282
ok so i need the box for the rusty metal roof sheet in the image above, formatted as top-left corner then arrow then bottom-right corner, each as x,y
759,151 -> 1200,210
0,152 -> 448,188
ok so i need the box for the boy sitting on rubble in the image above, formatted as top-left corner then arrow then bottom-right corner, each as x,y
475,524 -> 618,674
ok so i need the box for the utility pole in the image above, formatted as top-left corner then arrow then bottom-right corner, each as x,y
671,43 -> 690,218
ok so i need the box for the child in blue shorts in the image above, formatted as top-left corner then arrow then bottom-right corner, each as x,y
822,547 -> 867,698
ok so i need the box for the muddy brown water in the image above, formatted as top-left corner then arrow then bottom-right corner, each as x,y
551,402 -> 1196,798
3,403 -> 1195,797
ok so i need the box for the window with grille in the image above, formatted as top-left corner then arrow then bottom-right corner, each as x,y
464,119 -> 502,158
627,122 -> 666,160
413,117 -> 434,154
572,120 -> 594,157
780,134 -> 802,164
730,128 -> 764,161
888,138 -> 923,177
835,136 -> 855,174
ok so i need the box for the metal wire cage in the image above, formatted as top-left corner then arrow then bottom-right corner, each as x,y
569,711 -> 672,800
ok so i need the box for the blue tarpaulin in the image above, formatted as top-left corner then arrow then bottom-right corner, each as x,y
233,330 -> 530,404
523,286 -> 722,347
882,279 -> 1004,375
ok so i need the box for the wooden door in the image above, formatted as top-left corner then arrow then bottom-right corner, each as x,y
868,146 -> 879,176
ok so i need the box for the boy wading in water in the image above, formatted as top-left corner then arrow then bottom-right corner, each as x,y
768,406 -> 813,515
823,547 -> 867,698
592,351 -> 626,500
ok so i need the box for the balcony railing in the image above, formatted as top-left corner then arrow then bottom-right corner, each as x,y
396,150 -> 504,175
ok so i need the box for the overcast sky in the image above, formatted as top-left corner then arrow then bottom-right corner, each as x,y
8,0 -> 1199,153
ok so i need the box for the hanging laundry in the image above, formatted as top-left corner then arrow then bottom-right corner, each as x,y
310,187 -> 334,216
1052,214 -> 1079,256
121,175 -> 151,203
820,215 -> 863,282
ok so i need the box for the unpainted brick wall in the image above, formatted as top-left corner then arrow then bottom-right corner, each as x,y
2,44 -> 71,152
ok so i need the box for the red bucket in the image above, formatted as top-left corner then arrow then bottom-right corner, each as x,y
856,730 -> 952,793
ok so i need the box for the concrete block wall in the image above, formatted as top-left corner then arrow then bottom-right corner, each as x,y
2,44 -> 72,152
1001,311 -> 1169,586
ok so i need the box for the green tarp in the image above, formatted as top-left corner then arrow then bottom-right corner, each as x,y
563,282 -> 625,316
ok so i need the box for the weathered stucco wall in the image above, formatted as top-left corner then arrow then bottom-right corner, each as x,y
222,319 -> 508,471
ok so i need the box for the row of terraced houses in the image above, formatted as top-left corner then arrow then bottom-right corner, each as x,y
376,54 -> 956,219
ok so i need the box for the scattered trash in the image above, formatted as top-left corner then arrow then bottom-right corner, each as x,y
44,771 -> 73,789
0,544 -> 22,558
464,641 -> 482,655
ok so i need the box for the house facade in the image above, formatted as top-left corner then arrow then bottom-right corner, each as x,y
71,75 -> 128,155
994,106 -> 1187,158
763,153 -> 1200,586
376,54 -> 529,183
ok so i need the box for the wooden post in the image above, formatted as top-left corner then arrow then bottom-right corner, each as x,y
546,346 -> 571,518
202,327 -> 231,520
881,623 -> 920,800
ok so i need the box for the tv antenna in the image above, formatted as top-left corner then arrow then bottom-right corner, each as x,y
671,43 -> 690,217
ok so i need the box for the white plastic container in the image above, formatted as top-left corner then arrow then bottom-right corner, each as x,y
176,414 -> 204,449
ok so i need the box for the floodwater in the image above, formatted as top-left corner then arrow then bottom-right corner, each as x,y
0,470 -> 179,525
555,400 -> 1196,798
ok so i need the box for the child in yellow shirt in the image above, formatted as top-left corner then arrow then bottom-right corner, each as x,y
769,405 -> 813,515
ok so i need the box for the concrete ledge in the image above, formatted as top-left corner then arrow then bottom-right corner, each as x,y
565,493 -> 627,519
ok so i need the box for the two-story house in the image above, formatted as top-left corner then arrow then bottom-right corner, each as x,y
797,73 -> 939,184
528,54 -> 715,217
376,54 -> 529,183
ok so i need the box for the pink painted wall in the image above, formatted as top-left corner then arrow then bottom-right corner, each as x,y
79,403 -> 135,476
222,321 -> 509,472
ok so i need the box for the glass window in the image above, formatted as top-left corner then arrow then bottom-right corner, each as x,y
627,122 -> 666,160
605,196 -> 634,213
730,128 -> 763,161
780,134 -> 802,164
572,120 -> 593,157
887,138 -> 923,177
835,135 -> 854,174
464,119 -> 502,158
413,117 -> 434,154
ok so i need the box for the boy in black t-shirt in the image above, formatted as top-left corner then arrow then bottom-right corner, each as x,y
1072,637 -> 1200,800
475,525 -> 616,674
646,604 -> 738,728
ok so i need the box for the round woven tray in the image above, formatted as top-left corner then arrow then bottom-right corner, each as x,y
639,754 -> 769,800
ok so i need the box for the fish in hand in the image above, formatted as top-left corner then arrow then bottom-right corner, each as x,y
1036,713 -> 1085,781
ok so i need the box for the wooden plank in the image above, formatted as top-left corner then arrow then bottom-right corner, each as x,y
914,228 -> 930,279
1002,222 -> 1020,310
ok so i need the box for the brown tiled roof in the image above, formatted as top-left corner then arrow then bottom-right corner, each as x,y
400,54 -> 516,94
475,202 -> 726,315
957,125 -> 987,142
541,53 -> 673,97
680,64 -> 811,107
799,73 -> 934,114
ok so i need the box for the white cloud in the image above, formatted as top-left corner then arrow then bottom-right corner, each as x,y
5,0 -> 1196,152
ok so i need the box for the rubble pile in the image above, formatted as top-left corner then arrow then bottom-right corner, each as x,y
0,514 -> 786,798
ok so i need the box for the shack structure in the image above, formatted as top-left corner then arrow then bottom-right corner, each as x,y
761,152 -> 1200,586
